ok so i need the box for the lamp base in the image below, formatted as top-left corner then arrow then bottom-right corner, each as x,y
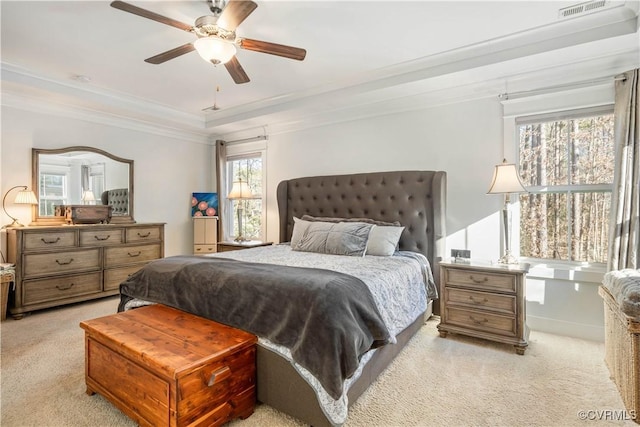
2,219 -> 25,229
234,235 -> 250,243
497,251 -> 520,265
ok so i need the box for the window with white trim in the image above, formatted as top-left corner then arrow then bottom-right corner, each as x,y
39,170 -> 68,216
516,105 -> 614,263
225,152 -> 265,240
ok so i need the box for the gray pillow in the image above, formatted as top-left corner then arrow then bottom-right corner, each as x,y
366,226 -> 405,256
301,215 -> 400,227
291,217 -> 312,247
292,221 -> 374,256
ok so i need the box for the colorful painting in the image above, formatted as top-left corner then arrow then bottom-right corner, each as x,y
191,192 -> 218,217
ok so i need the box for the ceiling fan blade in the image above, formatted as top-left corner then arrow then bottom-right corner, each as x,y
239,38 -> 306,61
145,43 -> 195,64
218,0 -> 258,32
223,56 -> 250,84
110,1 -> 193,32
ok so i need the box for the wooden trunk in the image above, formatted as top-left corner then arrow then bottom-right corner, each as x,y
80,304 -> 257,427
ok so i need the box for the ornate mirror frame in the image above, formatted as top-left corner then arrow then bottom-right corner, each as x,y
32,146 -> 135,225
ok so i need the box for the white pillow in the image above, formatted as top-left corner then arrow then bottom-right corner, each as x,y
366,226 -> 404,256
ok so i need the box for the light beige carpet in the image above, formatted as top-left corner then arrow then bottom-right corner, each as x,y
0,297 -> 635,427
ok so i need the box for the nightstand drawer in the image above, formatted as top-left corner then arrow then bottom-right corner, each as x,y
446,268 -> 516,293
446,307 -> 517,337
445,288 -> 516,315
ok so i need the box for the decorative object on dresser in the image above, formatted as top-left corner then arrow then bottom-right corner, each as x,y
80,304 -> 257,426
191,192 -> 218,217
54,205 -> 113,225
6,223 -> 164,319
438,260 -> 529,354
599,270 -> 640,423
1,186 -> 38,228
217,240 -> 272,252
227,178 -> 254,242
487,159 -> 527,265
32,146 -> 134,225
193,216 -> 218,255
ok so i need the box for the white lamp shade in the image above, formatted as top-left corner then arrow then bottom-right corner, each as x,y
82,190 -> 96,202
487,161 -> 527,194
194,37 -> 237,64
14,189 -> 38,205
228,180 -> 254,199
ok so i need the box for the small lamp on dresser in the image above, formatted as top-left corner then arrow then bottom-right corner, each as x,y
487,159 -> 527,265
1,186 -> 38,229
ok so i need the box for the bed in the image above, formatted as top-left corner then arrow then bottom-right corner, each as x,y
119,170 -> 447,426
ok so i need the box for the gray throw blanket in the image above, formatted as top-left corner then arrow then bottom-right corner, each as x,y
118,255 -> 391,399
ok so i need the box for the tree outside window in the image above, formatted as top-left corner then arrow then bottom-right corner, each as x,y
227,154 -> 263,240
517,107 -> 614,263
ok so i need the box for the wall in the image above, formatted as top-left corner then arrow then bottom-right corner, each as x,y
0,106 -> 212,257
261,95 -> 606,341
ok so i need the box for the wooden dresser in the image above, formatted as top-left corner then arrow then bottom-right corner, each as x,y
437,261 -> 529,354
6,223 -> 164,319
80,304 -> 257,426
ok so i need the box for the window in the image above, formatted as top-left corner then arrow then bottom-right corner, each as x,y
225,153 -> 264,240
517,106 -> 614,263
39,171 -> 68,216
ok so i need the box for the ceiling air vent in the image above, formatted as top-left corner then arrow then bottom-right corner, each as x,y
558,0 -> 611,18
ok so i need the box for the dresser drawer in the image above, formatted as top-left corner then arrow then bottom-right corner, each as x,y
80,228 -> 125,246
104,265 -> 146,291
194,244 -> 217,254
104,244 -> 161,267
445,306 -> 517,337
445,287 -> 516,315
23,272 -> 102,305
126,227 -> 162,242
23,248 -> 101,278
446,268 -> 516,293
23,230 -> 76,251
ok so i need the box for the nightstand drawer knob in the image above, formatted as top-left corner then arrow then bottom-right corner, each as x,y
469,275 -> 488,284
468,296 -> 488,304
469,315 -> 489,325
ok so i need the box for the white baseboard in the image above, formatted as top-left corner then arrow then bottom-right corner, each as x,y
528,315 -> 604,342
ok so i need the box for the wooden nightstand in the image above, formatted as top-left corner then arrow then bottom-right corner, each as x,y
217,241 -> 273,252
437,260 -> 529,354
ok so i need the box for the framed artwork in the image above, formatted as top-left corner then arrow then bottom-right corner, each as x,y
191,192 -> 218,217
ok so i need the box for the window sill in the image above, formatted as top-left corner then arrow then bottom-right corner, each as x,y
521,257 -> 606,283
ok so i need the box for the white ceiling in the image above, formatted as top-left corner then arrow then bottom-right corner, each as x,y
1,0 -> 639,141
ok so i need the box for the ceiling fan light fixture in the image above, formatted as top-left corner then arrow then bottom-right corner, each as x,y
194,37 -> 236,64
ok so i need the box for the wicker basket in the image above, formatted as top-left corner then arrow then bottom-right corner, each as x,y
599,285 -> 639,423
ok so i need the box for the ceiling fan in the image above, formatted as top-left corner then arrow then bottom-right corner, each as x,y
110,0 -> 307,84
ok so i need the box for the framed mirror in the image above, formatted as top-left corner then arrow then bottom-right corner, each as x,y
32,146 -> 134,225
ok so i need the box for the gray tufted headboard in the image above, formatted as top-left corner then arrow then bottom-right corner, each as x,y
101,188 -> 129,215
276,170 -> 447,286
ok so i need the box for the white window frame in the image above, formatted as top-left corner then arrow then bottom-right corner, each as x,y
502,83 -> 614,273
223,140 -> 267,241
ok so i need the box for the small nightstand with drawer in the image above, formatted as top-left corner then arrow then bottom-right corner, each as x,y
437,261 -> 529,354
218,241 -> 273,252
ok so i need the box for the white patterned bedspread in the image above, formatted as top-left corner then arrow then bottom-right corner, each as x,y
126,244 -> 431,425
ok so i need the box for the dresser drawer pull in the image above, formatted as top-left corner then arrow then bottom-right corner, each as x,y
137,232 -> 151,238
207,366 -> 231,387
55,258 -> 74,265
468,296 -> 488,304
41,237 -> 61,244
94,235 -> 111,241
469,316 -> 489,325
55,283 -> 75,291
127,251 -> 142,257
469,275 -> 488,284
